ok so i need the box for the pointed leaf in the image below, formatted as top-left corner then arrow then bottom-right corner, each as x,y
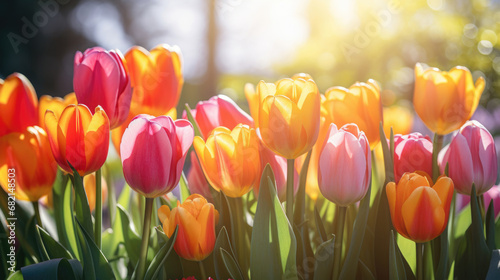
214,227 -> 242,280
221,248 -> 245,280
36,226 -> 73,260
486,200 -> 496,251
144,227 -> 178,279
313,235 -> 335,280
389,230 -> 406,280
314,207 -> 327,243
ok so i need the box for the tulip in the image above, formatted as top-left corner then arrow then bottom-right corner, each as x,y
0,73 -> 38,136
45,104 -> 110,176
184,94 -> 253,139
120,115 -> 193,198
318,123 -> 371,206
0,126 -> 57,201
256,77 -> 320,159
393,133 -> 433,183
158,194 -> 218,261
413,63 -> 484,135
322,79 -> 383,149
439,120 -> 497,195
255,143 -> 299,202
386,172 -> 454,242
186,151 -> 211,199
74,47 -> 132,129
38,92 -> 77,128
383,104 -> 414,136
125,45 -> 183,117
193,124 -> 260,198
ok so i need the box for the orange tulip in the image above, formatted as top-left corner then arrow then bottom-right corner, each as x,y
193,124 -> 260,198
413,63 -> 484,135
158,194 -> 219,261
45,104 -> 110,176
322,79 -> 383,149
0,73 -> 38,136
38,93 -> 77,129
0,126 -> 57,201
383,104 -> 414,136
255,77 -> 320,159
386,172 -> 454,242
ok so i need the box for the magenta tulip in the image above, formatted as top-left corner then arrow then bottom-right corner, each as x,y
74,47 -> 132,129
183,94 -> 253,139
393,133 -> 433,182
120,115 -> 194,198
318,123 -> 371,206
255,143 -> 299,202
439,120 -> 498,195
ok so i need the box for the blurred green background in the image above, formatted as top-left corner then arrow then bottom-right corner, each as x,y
1,0 -> 499,127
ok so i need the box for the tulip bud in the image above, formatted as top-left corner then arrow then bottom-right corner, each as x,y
120,115 -> 193,198
0,73 -> 38,136
0,126 -> 57,201
74,47 -> 132,129
318,123 -> 371,206
439,120 -> 497,195
45,104 -> 110,176
158,194 -> 218,261
413,63 -> 484,135
194,124 -> 261,198
386,172 -> 454,242
393,133 -> 433,183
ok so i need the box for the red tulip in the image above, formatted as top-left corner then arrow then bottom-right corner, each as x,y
74,47 -> 132,129
393,133 -> 433,183
120,115 -> 194,198
439,120 -> 498,195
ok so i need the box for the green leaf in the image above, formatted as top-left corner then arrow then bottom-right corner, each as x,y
314,207 -> 327,243
117,205 -> 153,268
20,258 -> 83,280
52,171 -> 79,259
214,227 -> 242,280
221,248 -> 245,280
179,172 -> 191,203
117,184 -> 132,209
7,271 -> 23,280
389,231 -> 406,280
294,150 -> 312,226
485,200 -> 496,251
486,250 -> 500,280
36,226 -> 73,260
69,164 -> 94,243
397,235 -> 416,275
250,164 -> 298,279
339,183 -> 372,279
184,103 -> 204,139
313,235 -> 335,280
75,220 -> 115,280
144,227 -> 178,279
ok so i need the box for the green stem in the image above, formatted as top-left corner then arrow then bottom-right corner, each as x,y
199,260 -> 207,280
416,243 -> 424,280
33,201 -> 42,228
136,198 -> 154,280
432,134 -> 444,182
229,197 -> 247,272
332,206 -> 347,280
286,158 -> 295,222
95,168 -> 102,249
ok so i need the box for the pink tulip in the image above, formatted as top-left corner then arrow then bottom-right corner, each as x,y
186,151 -> 212,199
456,185 -> 500,218
393,133 -> 433,182
120,115 -> 194,198
439,120 -> 498,195
318,123 -> 371,206
183,94 -> 253,139
255,143 -> 299,202
74,47 -> 132,129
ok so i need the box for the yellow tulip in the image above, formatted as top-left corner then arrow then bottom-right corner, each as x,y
413,63 -> 484,135
322,79 -> 383,149
383,104 -> 414,136
38,93 -> 77,129
193,124 -> 260,197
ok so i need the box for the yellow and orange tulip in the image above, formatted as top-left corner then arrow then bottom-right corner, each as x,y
45,104 -> 110,176
0,126 -> 57,201
413,63 -> 484,135
322,79 -> 383,149
383,104 -> 414,136
158,194 -> 218,261
38,93 -> 77,129
0,73 -> 38,136
193,124 -> 260,198
386,172 -> 454,243
253,77 -> 320,159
